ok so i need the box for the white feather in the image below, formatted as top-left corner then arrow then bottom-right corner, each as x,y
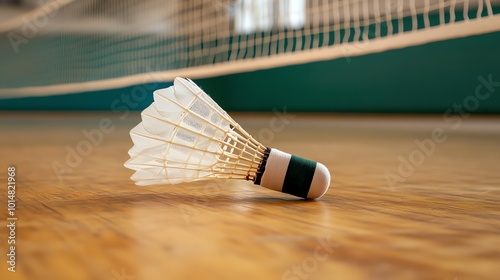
125,77 -> 261,185
124,77 -> 331,199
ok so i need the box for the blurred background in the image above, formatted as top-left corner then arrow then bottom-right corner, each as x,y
1,0 -> 499,112
1,2 -> 500,280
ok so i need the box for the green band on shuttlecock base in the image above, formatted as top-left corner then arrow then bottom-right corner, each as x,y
282,155 -> 317,198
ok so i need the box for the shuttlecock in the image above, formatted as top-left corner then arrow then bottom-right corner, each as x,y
124,77 -> 331,199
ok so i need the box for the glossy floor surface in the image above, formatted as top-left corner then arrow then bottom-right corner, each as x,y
1,113 -> 499,280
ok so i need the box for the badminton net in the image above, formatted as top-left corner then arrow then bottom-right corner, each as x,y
0,0 -> 499,97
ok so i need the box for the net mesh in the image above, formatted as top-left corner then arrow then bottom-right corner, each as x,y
1,0 -> 499,97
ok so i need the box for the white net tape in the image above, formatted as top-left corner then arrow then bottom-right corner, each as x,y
0,0 -> 499,97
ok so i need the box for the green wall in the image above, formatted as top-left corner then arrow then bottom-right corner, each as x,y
196,31 -> 500,113
1,31 -> 500,113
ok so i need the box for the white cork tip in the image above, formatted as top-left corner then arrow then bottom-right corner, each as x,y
307,162 -> 331,199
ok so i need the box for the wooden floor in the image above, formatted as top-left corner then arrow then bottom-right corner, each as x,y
1,112 -> 499,280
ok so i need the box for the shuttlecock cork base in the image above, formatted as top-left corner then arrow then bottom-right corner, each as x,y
254,148 -> 330,199
125,77 -> 331,200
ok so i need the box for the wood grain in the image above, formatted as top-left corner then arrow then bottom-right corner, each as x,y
0,112 -> 499,280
